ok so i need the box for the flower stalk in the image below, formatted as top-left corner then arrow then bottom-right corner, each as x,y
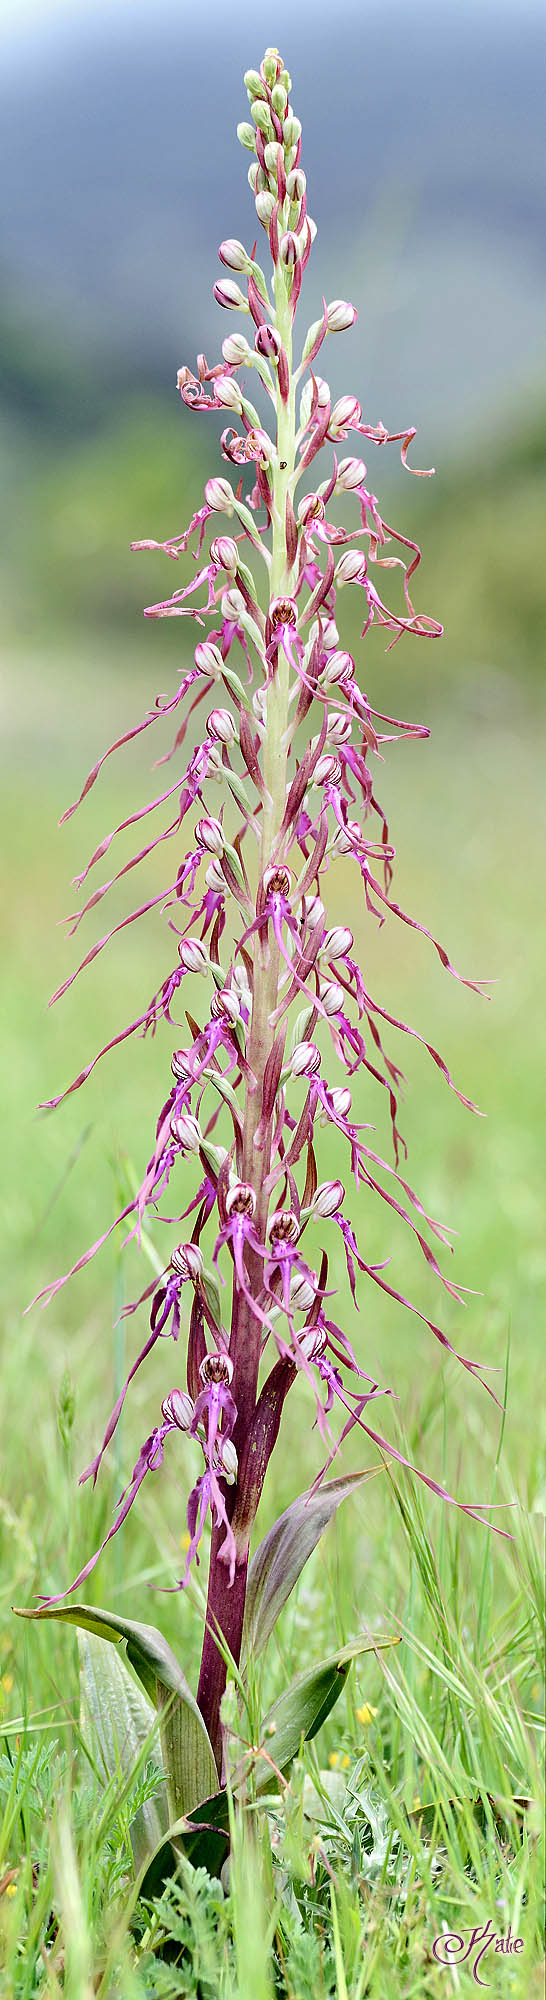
24,48 -> 505,1790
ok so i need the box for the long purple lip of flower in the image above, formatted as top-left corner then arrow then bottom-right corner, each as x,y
32,44 -> 508,1615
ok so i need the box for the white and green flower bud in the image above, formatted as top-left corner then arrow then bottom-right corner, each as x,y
178,937 -> 210,974
222,332 -> 251,365
255,190 -> 276,226
262,47 -> 280,83
300,893 -> 325,929
213,278 -> 248,311
170,1112 -> 203,1151
210,535 -> 239,573
330,395 -> 361,431
244,68 -> 267,99
319,980 -> 344,1016
214,374 -> 244,409
263,140 -> 281,174
195,816 -> 225,857
283,114 -> 301,148
251,99 -> 273,135
321,618 -> 339,649
326,299 -> 358,332
194,640 -> 225,679
247,161 -> 260,192
271,81 -> 288,116
220,587 -> 246,621
335,550 -> 367,586
205,475 -> 235,515
206,707 -> 237,745
252,685 -> 267,724
323,926 -> 353,958
237,121 -> 257,151
335,455 -> 366,489
219,238 -> 249,272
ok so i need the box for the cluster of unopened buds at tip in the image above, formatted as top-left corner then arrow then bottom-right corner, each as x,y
34,44 -> 503,1614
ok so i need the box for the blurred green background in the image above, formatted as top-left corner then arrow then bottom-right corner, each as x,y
1,0 -> 545,1668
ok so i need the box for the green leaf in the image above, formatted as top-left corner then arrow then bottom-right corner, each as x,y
78,1630 -> 168,1872
242,1469 -> 382,1665
14,1601 -> 218,1820
135,1789 -> 231,1900
253,1634 -> 398,1795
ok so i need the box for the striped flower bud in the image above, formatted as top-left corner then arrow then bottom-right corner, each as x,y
335,550 -> 367,585
319,1086 -> 352,1125
205,476 -> 235,514
218,238 -> 248,272
271,82 -> 288,116
222,333 -> 251,365
199,1351 -> 234,1386
225,1181 -> 256,1218
221,587 -> 247,619
335,455 -> 366,489
171,1050 -> 192,1085
216,1438 -> 238,1484
279,231 -> 298,267
178,937 -> 209,974
289,1041 -> 321,1077
255,323 -> 282,361
320,649 -> 354,686
289,1272 -> 316,1313
205,858 -> 227,893
170,1243 -> 204,1281
330,395 -> 361,431
210,987 -> 240,1024
326,299 -> 357,332
162,1389 -> 195,1431
170,1113 -> 203,1151
263,141 -> 281,174
214,375 -> 244,409
247,161 -> 261,192
252,686 -> 267,723
313,753 -> 341,785
194,640 -> 225,678
206,708 -> 237,744
213,279 -> 248,311
321,619 -> 340,649
319,980 -> 344,1016
195,816 -> 224,856
323,926 -> 354,958
310,1180 -> 345,1218
286,167 -> 306,200
299,1326 -> 328,1361
300,894 -> 325,929
210,535 -> 239,573
326,713 -> 353,745
244,68 -> 267,99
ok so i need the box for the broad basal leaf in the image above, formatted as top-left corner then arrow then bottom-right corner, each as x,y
135,1789 -> 232,1899
14,1601 -> 217,1820
78,1630 -> 168,1871
242,1468 -> 382,1666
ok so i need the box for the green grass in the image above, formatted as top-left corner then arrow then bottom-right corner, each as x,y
0,638 -> 544,1994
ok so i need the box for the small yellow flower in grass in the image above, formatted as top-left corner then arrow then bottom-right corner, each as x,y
329,1751 -> 340,1768
356,1702 -> 378,1726
6,1883 -> 17,1899
1,1674 -> 13,1694
180,1530 -> 191,1552
341,1754 -> 350,1769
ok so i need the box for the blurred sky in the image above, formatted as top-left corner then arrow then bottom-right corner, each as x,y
1,0 -> 545,471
